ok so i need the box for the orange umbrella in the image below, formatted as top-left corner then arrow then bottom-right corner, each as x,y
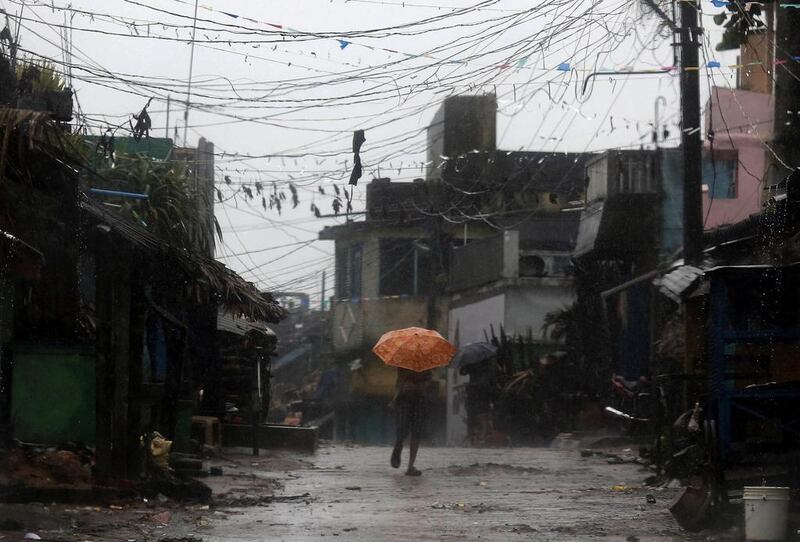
372,327 -> 456,372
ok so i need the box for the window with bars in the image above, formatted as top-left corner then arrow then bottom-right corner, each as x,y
335,243 -> 362,300
702,154 -> 738,199
378,238 -> 432,296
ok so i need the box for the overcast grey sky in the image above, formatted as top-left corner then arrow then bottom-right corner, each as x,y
5,0 -> 736,306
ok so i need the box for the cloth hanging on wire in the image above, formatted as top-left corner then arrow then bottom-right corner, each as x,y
349,129 -> 366,186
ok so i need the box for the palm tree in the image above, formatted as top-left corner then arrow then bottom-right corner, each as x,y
98,153 -> 220,255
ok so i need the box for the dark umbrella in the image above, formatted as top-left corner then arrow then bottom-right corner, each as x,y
454,342 -> 498,375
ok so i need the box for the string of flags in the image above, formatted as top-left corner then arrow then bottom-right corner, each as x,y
173,0 -> 800,26
165,0 -> 800,76
710,0 -> 800,7
558,57 -> 800,74
167,0 -> 446,62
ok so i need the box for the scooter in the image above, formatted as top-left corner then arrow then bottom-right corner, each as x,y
610,375 -> 654,421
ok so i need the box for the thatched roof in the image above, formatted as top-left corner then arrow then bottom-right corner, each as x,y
1,107 -> 284,323
82,192 -> 284,323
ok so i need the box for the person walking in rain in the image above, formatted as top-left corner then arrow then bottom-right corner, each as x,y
389,367 -> 432,476
372,327 -> 455,475
463,355 -> 499,445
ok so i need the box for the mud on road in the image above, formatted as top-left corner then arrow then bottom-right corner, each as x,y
0,445 -> 737,541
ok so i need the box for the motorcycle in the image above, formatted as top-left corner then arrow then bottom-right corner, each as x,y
607,375 -> 654,429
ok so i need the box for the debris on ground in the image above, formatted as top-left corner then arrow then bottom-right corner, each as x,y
491,523 -> 538,534
0,518 -> 22,530
2,448 -> 92,489
35,450 -> 92,485
0,446 -> 704,540
148,510 -> 172,525
215,493 -> 312,507
139,476 -> 212,503
603,451 -> 643,465
430,501 -> 505,513
448,463 -> 543,476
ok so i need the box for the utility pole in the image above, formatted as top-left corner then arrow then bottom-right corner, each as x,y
771,4 -> 800,182
642,0 -> 704,264
679,0 -> 704,265
165,94 -> 171,139
183,0 -> 200,146
321,270 -> 326,311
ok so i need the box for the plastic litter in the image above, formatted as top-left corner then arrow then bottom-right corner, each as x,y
149,432 -> 173,471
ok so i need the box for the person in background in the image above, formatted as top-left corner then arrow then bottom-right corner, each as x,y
389,367 -> 432,476
463,356 -> 499,445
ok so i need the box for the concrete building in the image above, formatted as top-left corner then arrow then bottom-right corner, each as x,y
701,29 -> 774,229
446,217 -> 578,444
319,179 -> 451,443
701,86 -> 773,228
426,94 -> 497,180
320,95 -> 589,443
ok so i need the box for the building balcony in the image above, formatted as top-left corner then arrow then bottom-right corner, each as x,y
330,296 -> 448,353
449,229 -> 574,293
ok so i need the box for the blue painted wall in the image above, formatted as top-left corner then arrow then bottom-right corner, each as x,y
660,149 -> 684,261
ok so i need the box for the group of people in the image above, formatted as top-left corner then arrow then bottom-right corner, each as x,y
388,357 -> 499,476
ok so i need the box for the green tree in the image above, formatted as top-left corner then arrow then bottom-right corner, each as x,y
16,61 -> 67,92
98,154 -> 221,254
712,1 -> 767,51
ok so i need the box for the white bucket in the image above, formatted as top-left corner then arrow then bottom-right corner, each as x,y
744,486 -> 791,541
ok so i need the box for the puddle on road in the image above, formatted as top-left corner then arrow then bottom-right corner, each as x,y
447,462 -> 544,476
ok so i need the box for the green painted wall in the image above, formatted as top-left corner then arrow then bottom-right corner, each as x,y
11,345 -> 95,444
83,135 -> 174,161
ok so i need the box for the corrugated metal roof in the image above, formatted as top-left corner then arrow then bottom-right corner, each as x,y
272,344 -> 312,373
574,201 -> 603,257
655,265 -> 705,302
217,310 -> 275,338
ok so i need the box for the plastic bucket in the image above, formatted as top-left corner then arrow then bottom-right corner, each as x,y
744,486 -> 791,541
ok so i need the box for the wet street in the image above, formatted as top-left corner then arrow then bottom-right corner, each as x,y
0,444 -> 726,541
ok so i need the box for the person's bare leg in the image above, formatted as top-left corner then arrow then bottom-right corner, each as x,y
392,401 -> 409,469
478,413 -> 489,444
406,435 -> 421,475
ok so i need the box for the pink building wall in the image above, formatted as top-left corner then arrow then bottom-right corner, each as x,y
702,86 -> 774,229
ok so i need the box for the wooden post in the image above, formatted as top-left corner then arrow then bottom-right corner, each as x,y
94,250 -> 112,481
94,240 -> 132,480
251,349 -> 262,456
127,282 -> 148,477
111,259 -> 132,479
